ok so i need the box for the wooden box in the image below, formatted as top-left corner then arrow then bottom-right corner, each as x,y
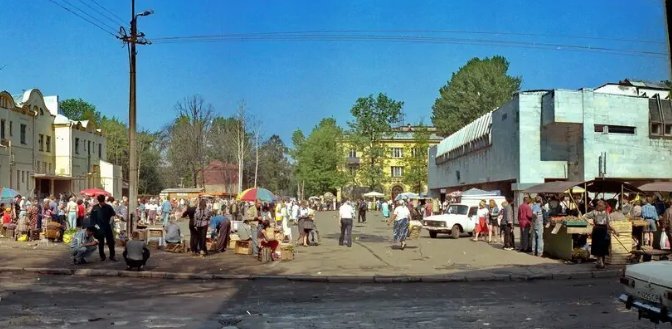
607,221 -> 632,265
280,244 -> 294,261
132,229 -> 147,241
235,240 -> 252,255
229,234 -> 240,250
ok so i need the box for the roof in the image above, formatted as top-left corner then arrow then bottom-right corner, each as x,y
622,79 -> 669,90
53,114 -> 70,125
160,188 -> 204,193
436,111 -> 492,157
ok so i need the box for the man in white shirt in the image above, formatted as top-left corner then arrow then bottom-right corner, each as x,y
338,199 -> 355,247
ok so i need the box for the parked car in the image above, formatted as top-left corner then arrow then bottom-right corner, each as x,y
423,204 -> 477,239
618,261 -> 672,325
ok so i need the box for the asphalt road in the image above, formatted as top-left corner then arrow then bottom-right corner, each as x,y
0,273 -> 657,329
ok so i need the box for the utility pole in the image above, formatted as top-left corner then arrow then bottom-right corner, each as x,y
254,131 -> 259,188
119,0 -> 152,236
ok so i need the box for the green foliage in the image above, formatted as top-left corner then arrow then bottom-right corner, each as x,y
348,93 -> 404,190
431,56 -> 521,136
292,118 -> 346,196
402,126 -> 430,193
257,135 -> 293,196
59,98 -> 102,125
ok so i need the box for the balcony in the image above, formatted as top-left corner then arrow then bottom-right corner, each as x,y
346,157 -> 360,166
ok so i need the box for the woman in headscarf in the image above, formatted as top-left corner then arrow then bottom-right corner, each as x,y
193,198 -> 211,257
27,201 -> 39,241
388,200 -> 410,250
584,200 -> 613,269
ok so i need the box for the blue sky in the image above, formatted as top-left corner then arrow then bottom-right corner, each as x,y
1,0 -> 669,144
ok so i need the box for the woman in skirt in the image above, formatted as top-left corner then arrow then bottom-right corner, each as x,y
585,200 -> 613,269
388,200 -> 410,250
472,200 -> 490,242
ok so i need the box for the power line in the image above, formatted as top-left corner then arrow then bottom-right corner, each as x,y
60,0 -> 119,32
46,0 -> 117,37
90,0 -> 127,25
75,0 -> 125,27
151,32 -> 668,57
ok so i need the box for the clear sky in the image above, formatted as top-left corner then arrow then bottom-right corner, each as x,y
1,0 -> 669,144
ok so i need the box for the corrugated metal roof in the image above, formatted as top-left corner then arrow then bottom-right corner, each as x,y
436,112 -> 492,157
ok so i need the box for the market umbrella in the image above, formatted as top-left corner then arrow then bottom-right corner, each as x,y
638,181 -> 672,192
0,187 -> 20,200
80,188 -> 111,197
395,192 -> 419,201
363,191 -> 384,198
237,187 -> 275,202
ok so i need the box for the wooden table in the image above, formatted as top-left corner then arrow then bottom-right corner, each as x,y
630,249 -> 671,262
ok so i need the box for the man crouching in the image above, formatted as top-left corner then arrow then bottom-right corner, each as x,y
71,226 -> 98,265
123,239 -> 150,271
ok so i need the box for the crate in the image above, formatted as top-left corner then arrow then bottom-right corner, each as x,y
235,240 -> 252,255
280,244 -> 294,261
229,234 -> 240,250
607,233 -> 632,265
610,221 -> 632,233
132,229 -> 147,241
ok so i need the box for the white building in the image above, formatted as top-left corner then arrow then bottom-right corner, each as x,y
0,88 -> 122,198
428,86 -> 672,202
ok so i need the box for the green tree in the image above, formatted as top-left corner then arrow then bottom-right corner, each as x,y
59,98 -> 102,124
257,135 -> 293,195
292,118 -> 346,197
348,93 -> 404,190
402,125 -> 430,193
431,56 -> 521,136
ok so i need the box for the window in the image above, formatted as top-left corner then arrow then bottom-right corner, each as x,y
21,170 -> 24,183
391,147 -> 403,158
9,121 -> 13,136
0,119 -> 5,139
98,144 -> 102,158
19,124 -> 26,144
36,161 -> 41,173
38,134 -> 44,151
594,124 -> 636,135
349,167 -> 357,175
75,138 -> 80,155
16,170 -> 19,189
651,123 -> 662,135
46,136 -> 51,153
88,140 -> 91,155
391,166 -> 404,177
665,124 -> 672,136
348,148 -> 357,158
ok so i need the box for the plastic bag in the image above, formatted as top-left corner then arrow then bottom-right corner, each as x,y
661,231 -> 670,250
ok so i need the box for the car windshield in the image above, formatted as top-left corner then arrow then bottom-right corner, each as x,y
446,205 -> 468,215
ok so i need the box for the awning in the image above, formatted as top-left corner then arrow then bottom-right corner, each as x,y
584,179 -> 641,193
32,174 -> 74,181
637,181 -> 672,192
524,181 -> 583,194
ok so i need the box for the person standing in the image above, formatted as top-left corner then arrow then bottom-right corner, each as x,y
660,201 -> 672,248
66,197 -> 78,229
381,200 -> 390,221
388,200 -> 410,250
641,197 -> 659,247
160,198 -> 172,227
530,196 -> 545,257
584,200 -> 613,269
91,195 -> 117,262
357,199 -> 367,223
488,199 -> 500,244
501,200 -> 515,250
472,201 -> 490,242
193,198 -> 211,257
338,199 -> 354,247
517,197 -> 534,252
182,200 -> 198,255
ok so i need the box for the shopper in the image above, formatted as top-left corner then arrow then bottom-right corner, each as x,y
389,200 -> 410,250
517,197 -> 534,252
584,200 -> 613,269
91,195 -> 117,262
338,199 -> 355,247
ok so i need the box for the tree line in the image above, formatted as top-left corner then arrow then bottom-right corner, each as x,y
62,55 -> 521,197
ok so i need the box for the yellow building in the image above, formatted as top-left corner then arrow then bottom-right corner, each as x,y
338,125 -> 442,201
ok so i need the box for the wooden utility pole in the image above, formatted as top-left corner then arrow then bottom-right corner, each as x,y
119,0 -> 151,236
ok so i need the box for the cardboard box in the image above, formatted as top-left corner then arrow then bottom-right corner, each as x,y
235,240 -> 252,255
280,243 -> 294,261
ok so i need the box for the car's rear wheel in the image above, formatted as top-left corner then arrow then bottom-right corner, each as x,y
451,225 -> 461,239
429,231 -> 438,239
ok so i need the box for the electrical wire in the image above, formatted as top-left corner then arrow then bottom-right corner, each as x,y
46,0 -> 117,37
75,0 -> 125,27
90,0 -> 127,25
60,0 -> 119,32
151,32 -> 667,57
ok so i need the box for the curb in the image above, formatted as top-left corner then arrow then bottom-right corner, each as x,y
0,266 -> 624,283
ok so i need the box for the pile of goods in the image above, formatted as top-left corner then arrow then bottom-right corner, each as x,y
562,216 -> 587,227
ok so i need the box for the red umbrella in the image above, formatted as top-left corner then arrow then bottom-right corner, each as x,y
80,188 -> 111,197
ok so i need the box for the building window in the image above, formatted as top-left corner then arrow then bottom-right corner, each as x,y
9,121 -> 13,136
16,170 -> 19,189
98,144 -> 102,158
349,167 -> 357,175
88,140 -> 91,155
20,124 -> 26,144
46,136 -> 51,153
391,166 -> 404,177
348,148 -> 356,158
651,123 -> 662,135
391,147 -> 403,158
0,119 -> 4,139
665,124 -> 672,136
594,124 -> 636,135
38,134 -> 44,151
75,138 -> 80,155
21,170 -> 24,183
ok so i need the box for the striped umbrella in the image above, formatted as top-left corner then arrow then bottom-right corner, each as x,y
236,187 -> 274,202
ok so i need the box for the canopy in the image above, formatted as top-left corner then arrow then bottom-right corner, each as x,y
524,181 -> 583,194
237,187 -> 274,202
363,191 -> 384,198
0,187 -> 20,200
395,192 -> 419,201
637,181 -> 672,192
584,179 -> 641,193
80,188 -> 111,198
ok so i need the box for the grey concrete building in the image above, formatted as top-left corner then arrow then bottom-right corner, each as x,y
428,87 -> 672,201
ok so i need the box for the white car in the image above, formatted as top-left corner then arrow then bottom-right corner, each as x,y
422,204 -> 477,239
618,261 -> 672,324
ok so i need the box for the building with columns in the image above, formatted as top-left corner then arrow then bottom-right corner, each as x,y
0,88 -> 122,198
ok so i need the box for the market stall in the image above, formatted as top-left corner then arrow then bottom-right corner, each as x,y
524,181 -> 588,261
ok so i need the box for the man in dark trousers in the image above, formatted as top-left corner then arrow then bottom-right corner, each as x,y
91,194 -> 117,261
517,196 -> 534,253
181,200 -> 198,255
358,199 -> 367,223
